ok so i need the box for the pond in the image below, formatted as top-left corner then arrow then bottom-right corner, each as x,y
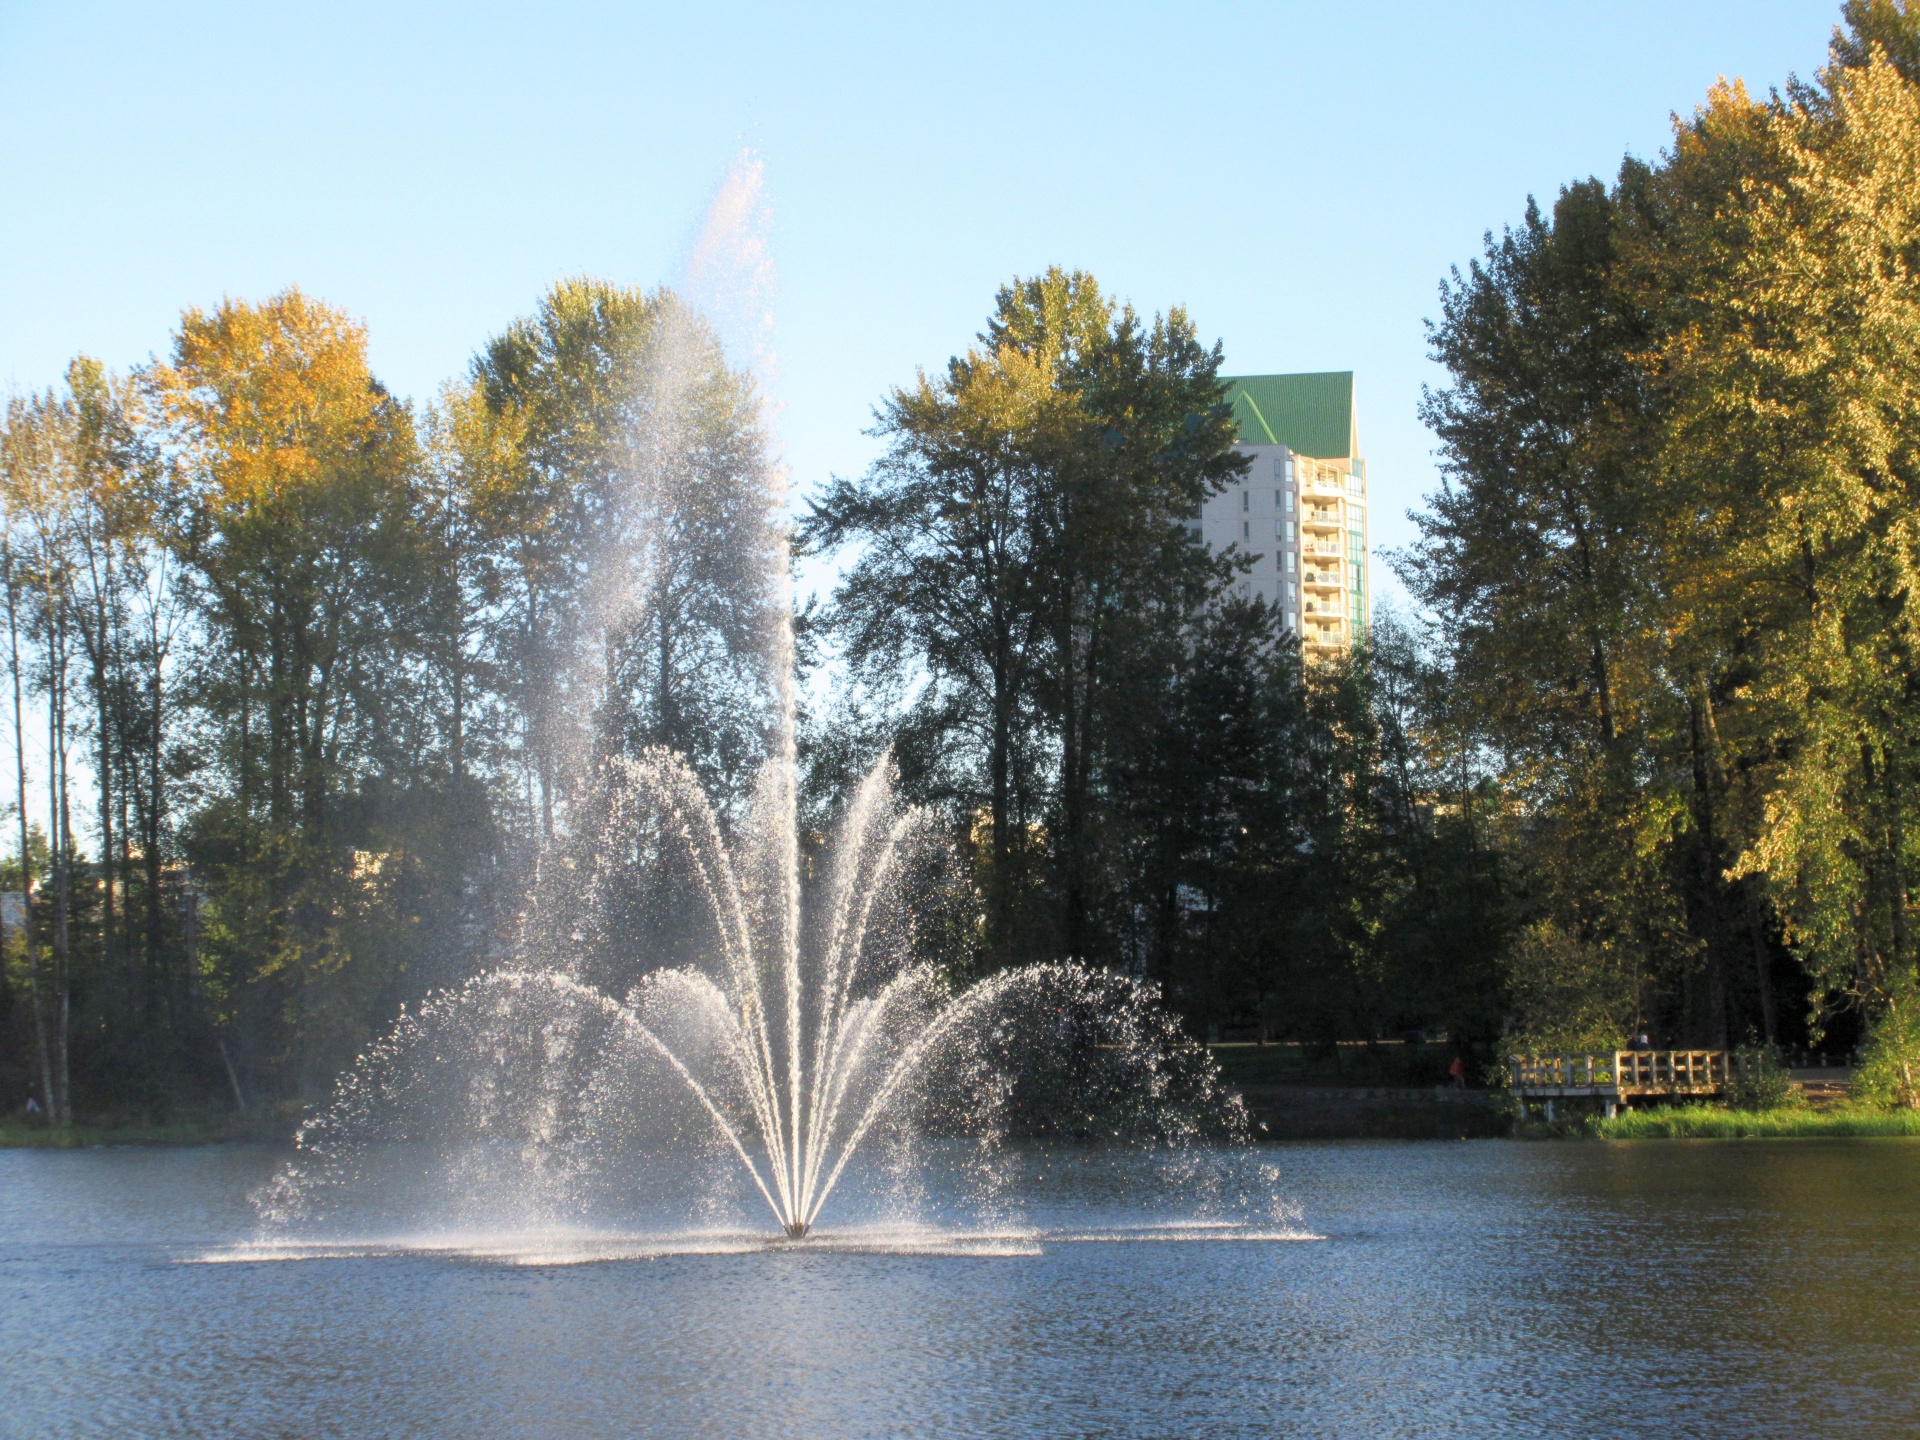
4,1138 -> 1917,1438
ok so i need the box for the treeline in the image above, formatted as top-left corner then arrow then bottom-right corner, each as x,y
0,262 -> 1508,1125
0,282 -> 782,1123
801,270 -> 1503,1054
819,0 -> 1920,1071
1409,0 -> 1920,1064
15,1 -> 1920,1123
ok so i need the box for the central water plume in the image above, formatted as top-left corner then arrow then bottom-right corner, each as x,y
551,747 -> 955,1240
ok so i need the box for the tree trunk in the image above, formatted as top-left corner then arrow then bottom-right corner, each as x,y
4,555 -> 53,1121
1687,695 -> 1729,1049
989,627 -> 1015,968
1058,608 -> 1085,959
1886,744 -> 1907,974
94,640 -> 116,1015
48,602 -> 73,1128
1743,879 -> 1778,1046
143,604 -> 170,1038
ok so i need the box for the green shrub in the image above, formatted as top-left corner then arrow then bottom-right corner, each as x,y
1855,989 -> 1920,1110
1727,1045 -> 1801,1110
1501,921 -> 1634,1054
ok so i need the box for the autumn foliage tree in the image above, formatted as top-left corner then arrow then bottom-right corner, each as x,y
1409,3 -> 1920,1057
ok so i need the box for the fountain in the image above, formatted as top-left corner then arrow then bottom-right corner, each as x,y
254,739 -> 1246,1244
250,168 -> 1247,1250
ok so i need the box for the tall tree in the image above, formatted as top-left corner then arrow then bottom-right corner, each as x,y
147,287 -> 427,1094
472,280 -> 783,826
992,272 -> 1246,961
0,389 -> 79,1123
805,269 -> 1243,967
1407,169 -> 1732,1043
1664,53 -> 1920,1023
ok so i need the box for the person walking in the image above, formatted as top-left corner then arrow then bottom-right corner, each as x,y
1447,1055 -> 1468,1090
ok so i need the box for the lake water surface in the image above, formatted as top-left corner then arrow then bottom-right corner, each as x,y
3,1139 -> 1917,1438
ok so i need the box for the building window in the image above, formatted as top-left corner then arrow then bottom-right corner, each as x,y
1241,489 -> 1250,512
1242,520 -> 1250,540
1285,610 -> 1297,631
1285,551 -> 1295,573
1347,473 -> 1363,496
1286,582 -> 1296,603
1284,488 -> 1294,513
1285,521 -> 1295,542
1285,459 -> 1295,482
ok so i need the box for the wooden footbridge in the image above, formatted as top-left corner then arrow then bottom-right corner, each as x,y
1507,1051 -> 1739,1120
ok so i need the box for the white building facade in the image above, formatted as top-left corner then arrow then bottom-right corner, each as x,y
1197,371 -> 1369,654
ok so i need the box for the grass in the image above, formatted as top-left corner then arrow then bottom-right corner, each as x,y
0,1117 -> 266,1148
1589,1103 -> 1920,1139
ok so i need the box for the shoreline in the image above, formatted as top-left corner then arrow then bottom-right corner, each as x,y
1584,1104 -> 1920,1140
0,1119 -> 279,1149
12,1102 -> 1920,1150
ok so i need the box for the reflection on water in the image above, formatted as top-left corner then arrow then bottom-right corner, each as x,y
4,1140 -> 1918,1439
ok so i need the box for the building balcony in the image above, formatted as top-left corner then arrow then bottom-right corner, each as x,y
1302,510 -> 1343,530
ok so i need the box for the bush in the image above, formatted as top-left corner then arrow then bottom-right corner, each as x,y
1855,989 -> 1920,1110
1727,1045 -> 1800,1110
1501,920 -> 1634,1054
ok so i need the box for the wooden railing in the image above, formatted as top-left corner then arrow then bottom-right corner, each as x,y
1508,1050 -> 1736,1096
1509,1053 -> 1612,1090
1614,1050 -> 1731,1095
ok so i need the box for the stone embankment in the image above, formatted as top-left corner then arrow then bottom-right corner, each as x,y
1232,1083 -> 1502,1140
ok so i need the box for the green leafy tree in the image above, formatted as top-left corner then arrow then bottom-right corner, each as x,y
147,288 -> 431,1096
1664,54 -> 1920,1032
472,280 -> 783,830
805,269 -> 1242,968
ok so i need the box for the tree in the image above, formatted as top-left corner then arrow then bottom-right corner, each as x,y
998,272 -> 1246,961
805,269 -> 1243,968
472,280 -> 783,830
1664,54 -> 1920,1026
0,387 -> 79,1124
802,309 -> 1064,962
147,287 -> 429,1094
1406,171 -> 1701,1037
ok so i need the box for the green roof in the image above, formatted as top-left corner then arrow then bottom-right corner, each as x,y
1220,372 -> 1354,458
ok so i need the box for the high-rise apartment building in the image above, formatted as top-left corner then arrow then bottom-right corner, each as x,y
1198,371 -> 1368,653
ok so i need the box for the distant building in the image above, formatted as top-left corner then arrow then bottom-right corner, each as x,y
1200,371 -> 1368,654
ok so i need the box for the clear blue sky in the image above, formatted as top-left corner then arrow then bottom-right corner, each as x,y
0,1 -> 1840,609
